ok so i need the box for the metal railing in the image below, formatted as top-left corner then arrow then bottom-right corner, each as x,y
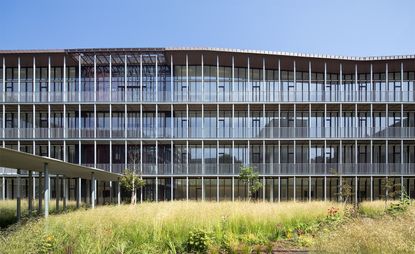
2,90 -> 415,103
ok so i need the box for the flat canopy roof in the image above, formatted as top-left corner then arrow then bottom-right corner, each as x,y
0,147 -> 122,181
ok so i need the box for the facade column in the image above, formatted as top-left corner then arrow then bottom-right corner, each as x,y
355,176 -> 358,204
91,174 -> 96,208
63,177 -> 67,211
77,177 -> 81,208
117,179 -> 121,205
2,176 -> 5,200
55,175 -> 60,211
44,163 -> 49,217
16,169 -> 21,221
28,170 -> 33,214
324,176 -> 327,201
370,176 -> 373,201
38,172 -> 42,214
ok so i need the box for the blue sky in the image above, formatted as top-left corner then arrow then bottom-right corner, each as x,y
1,0 -> 414,56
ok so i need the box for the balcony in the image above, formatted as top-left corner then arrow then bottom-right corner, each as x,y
2,126 -> 415,139
76,163 -> 415,176
2,90 -> 415,103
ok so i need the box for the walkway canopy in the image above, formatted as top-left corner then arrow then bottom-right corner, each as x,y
0,147 -> 121,181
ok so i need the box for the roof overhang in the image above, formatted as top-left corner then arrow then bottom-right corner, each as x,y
0,147 -> 122,181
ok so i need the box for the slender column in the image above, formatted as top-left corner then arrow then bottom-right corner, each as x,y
91,174 -> 96,208
17,57 -> 21,102
263,176 -> 266,202
186,177 -> 189,201
16,169 -> 21,221
293,177 -> 296,202
171,176 -> 174,201
78,55 -> 82,101
370,176 -> 373,201
308,176 -> 312,201
44,163 -> 49,217
55,175 -> 60,211
77,177 -> 81,208
232,140 -> 235,176
401,104 -> 404,175
278,176 -> 281,202
141,54 -> 144,101
186,54 -> 189,101
170,104 -> 174,138
216,140 -> 219,175
262,139 -> 266,176
94,55 -> 97,102
324,176 -> 327,201
202,177 -> 205,201
17,104 -> 20,141
156,54 -> 159,101
278,139 -> 281,175
370,64 -> 373,101
109,55 -> 112,102
231,176 -> 235,202
355,176 -> 358,204
339,103 -> 343,174
217,176 -> 219,202
2,177 -> 5,200
38,172 -> 43,214
117,180 -> 121,205
386,103 -> 388,175
170,55 -> 173,101
124,55 -> 127,101
28,170 -> 33,214
2,57 -> 5,102
170,140 -> 173,175
63,177 -> 67,211
355,64 -> 358,102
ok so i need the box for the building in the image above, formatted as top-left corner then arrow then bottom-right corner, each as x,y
1,47 -> 415,203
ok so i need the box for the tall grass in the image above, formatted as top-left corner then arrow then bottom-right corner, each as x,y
0,201 -> 339,253
314,205 -> 415,253
0,199 -> 79,228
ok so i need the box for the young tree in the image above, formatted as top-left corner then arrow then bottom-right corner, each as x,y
239,166 -> 263,201
338,179 -> 353,206
382,177 -> 402,207
120,168 -> 145,205
120,147 -> 146,205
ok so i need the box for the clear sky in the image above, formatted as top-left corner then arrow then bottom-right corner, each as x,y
1,0 -> 414,56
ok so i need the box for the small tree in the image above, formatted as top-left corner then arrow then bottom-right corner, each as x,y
382,177 -> 401,207
239,166 -> 263,201
338,179 -> 353,206
120,147 -> 146,205
120,168 -> 146,205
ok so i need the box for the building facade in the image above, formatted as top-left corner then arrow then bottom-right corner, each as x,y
1,48 -> 415,202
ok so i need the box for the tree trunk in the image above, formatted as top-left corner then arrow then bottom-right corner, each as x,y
131,178 -> 136,205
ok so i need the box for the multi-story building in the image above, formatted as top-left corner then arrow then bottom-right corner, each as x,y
1,48 -> 415,202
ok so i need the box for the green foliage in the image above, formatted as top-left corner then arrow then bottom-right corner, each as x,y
382,178 -> 402,205
386,191 -> 411,216
337,179 -> 353,205
184,228 -> 213,253
120,168 -> 145,192
36,234 -> 56,254
239,166 -> 263,200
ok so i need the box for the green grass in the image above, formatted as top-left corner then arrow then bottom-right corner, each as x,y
0,199 -> 79,228
0,200 -> 411,253
0,201 -> 341,253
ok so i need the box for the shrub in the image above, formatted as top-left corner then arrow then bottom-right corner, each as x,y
184,228 -> 213,253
